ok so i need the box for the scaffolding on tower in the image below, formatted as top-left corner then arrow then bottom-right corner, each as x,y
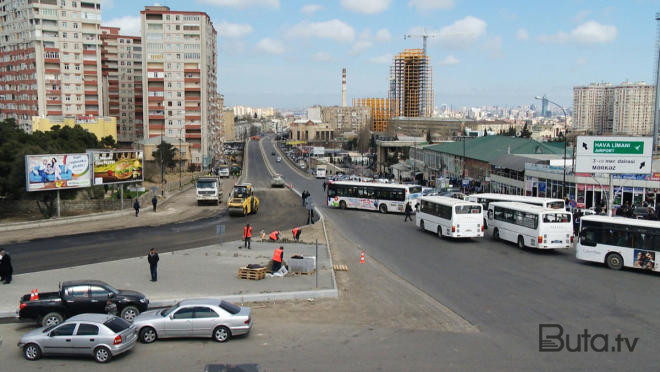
388,49 -> 433,118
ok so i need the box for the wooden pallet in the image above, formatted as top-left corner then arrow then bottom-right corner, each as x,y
290,269 -> 316,276
333,264 -> 349,272
237,266 -> 267,280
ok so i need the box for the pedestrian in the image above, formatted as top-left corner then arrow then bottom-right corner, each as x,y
404,202 -> 413,222
271,246 -> 284,273
104,296 -> 117,316
307,208 -> 315,225
152,195 -> 158,212
243,223 -> 252,249
147,248 -> 159,282
301,190 -> 308,207
0,249 -> 13,284
322,181 -> 326,192
269,230 -> 280,241
134,198 -> 140,217
292,226 -> 301,241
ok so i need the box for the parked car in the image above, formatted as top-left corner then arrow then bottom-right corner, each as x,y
18,280 -> 149,327
132,299 -> 252,344
271,174 -> 286,188
276,156 -> 282,163
18,313 -> 137,363
632,207 -> 655,219
271,151 -> 276,156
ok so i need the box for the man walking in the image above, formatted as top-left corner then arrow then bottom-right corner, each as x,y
307,208 -> 315,225
404,202 -> 413,222
0,249 -> 13,284
243,223 -> 252,249
322,181 -> 326,192
152,195 -> 158,212
271,246 -> 284,273
147,248 -> 159,282
134,198 -> 141,217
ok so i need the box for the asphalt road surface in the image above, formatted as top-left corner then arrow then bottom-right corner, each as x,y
263,137 -> 660,369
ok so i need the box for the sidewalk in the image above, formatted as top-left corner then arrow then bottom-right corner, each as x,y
0,239 -> 335,318
0,181 -> 235,244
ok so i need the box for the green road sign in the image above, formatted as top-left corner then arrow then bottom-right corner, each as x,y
593,141 -> 644,155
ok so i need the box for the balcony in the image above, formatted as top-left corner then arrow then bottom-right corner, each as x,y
185,124 -> 201,130
148,96 -> 164,102
184,77 -> 200,83
147,86 -> 164,91
185,116 -> 201,121
83,60 -> 97,66
149,124 -> 164,130
85,100 -> 98,106
149,114 -> 164,120
84,80 -> 98,86
184,68 -> 200,73
46,99 -> 62,105
47,110 -> 63,115
44,58 -> 60,64
185,133 -> 202,139
84,70 -> 97,76
184,96 -> 200,101
83,49 -> 97,55
191,143 -> 201,149
184,86 -> 200,92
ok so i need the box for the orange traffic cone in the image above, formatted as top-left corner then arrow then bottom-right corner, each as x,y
34,289 -> 39,300
29,290 -> 35,301
360,252 -> 365,264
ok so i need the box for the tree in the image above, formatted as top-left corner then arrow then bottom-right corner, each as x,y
152,142 -> 177,173
520,123 -> 532,138
100,135 -> 116,148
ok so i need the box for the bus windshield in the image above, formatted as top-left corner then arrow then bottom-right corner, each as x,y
543,213 -> 571,223
547,201 -> 565,209
408,186 -> 422,194
455,205 -> 481,214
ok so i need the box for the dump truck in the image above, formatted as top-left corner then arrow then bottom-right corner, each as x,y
196,176 -> 222,205
227,183 -> 259,216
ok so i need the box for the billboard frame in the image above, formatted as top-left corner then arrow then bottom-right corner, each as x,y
24,153 -> 92,192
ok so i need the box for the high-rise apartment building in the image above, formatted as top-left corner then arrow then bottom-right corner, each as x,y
353,98 -> 393,132
573,82 -> 655,136
388,49 -> 433,118
0,0 -> 104,132
140,5 -> 217,168
100,26 -> 142,144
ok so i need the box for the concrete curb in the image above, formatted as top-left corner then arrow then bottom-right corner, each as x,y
272,138 -> 315,180
149,288 -> 339,309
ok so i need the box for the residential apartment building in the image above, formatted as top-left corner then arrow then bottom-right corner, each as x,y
573,82 -> 656,136
140,5 -> 217,168
100,26 -> 142,144
0,0 -> 103,131
320,105 -> 371,132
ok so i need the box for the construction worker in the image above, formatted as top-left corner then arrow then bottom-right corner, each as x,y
272,246 -> 284,273
292,226 -> 301,241
269,230 -> 280,241
243,223 -> 252,249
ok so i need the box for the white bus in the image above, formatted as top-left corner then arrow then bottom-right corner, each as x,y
416,196 -> 484,238
327,181 -> 422,213
487,202 -> 573,249
468,193 -> 566,228
315,165 -> 327,179
576,215 -> 660,271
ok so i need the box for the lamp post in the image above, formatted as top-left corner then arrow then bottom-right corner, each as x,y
535,96 -> 568,200
179,128 -> 183,189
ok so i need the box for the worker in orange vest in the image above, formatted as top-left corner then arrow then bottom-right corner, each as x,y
272,246 -> 284,273
292,227 -> 301,241
269,230 -> 280,241
243,223 -> 252,249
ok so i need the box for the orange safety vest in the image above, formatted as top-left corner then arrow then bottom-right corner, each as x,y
269,231 -> 279,240
243,226 -> 252,238
292,227 -> 300,235
272,248 -> 283,262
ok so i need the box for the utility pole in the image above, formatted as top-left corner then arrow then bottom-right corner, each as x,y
160,134 -> 164,197
179,129 -> 182,189
652,13 -> 660,154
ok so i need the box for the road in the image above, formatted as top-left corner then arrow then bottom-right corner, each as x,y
1,140 -> 310,274
263,137 -> 660,369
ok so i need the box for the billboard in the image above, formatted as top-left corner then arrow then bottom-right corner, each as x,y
25,153 -> 91,192
575,136 -> 653,174
92,151 -> 144,185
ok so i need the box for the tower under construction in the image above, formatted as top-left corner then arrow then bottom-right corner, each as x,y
388,49 -> 433,118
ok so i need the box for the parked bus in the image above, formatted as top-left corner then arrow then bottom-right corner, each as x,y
468,193 -> 566,228
326,181 -> 422,213
315,165 -> 327,179
487,202 -> 573,249
416,196 -> 484,238
576,215 -> 660,271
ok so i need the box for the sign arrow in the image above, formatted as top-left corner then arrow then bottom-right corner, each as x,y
582,142 -> 588,150
639,161 -> 645,169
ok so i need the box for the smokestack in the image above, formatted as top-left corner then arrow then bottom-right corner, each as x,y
342,68 -> 347,107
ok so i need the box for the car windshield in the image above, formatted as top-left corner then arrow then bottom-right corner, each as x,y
104,284 -> 119,295
161,303 -> 180,317
234,186 -> 248,196
219,300 -> 241,315
104,317 -> 131,333
197,181 -> 216,189
42,324 -> 59,333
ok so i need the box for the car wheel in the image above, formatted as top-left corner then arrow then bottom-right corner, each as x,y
42,312 -> 64,328
606,253 -> 624,270
517,236 -> 525,249
213,326 -> 231,343
24,343 -> 42,361
493,228 -> 500,241
120,306 -> 139,322
419,220 -> 424,231
379,204 -> 388,214
139,327 -> 157,344
339,201 -> 347,210
94,346 -> 112,363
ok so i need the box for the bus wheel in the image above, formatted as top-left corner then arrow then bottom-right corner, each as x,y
606,253 -> 623,270
339,201 -> 347,209
493,228 -> 499,241
517,236 -> 525,249
437,227 -> 442,239
379,204 -> 388,214
419,220 -> 424,231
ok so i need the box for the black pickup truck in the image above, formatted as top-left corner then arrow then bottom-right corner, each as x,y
18,280 -> 149,327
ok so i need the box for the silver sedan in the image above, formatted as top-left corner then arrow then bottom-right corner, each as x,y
132,299 -> 252,343
18,313 -> 137,363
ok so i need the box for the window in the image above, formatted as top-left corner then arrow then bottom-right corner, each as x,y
51,323 -> 76,336
219,301 -> 241,314
77,323 -> 99,336
173,307 -> 194,319
65,285 -> 89,298
194,307 -> 218,318
104,318 -> 131,333
90,286 -> 110,298
455,205 -> 481,214
543,213 -> 571,223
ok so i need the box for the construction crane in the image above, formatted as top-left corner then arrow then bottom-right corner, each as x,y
403,30 -> 440,56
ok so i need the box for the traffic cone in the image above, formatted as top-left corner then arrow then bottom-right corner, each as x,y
34,289 -> 39,300
29,290 -> 35,301
360,252 -> 365,264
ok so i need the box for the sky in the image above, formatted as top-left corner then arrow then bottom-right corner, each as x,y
101,0 -> 659,110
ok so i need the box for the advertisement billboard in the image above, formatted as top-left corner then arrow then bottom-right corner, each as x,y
92,151 -> 144,185
25,153 -> 92,192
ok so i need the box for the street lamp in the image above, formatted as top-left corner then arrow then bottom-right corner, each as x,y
535,96 -> 568,200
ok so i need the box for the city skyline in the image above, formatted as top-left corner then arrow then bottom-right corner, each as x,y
98,1 -> 657,109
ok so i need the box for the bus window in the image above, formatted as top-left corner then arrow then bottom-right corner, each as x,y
327,187 -> 336,198
455,205 -> 481,214
547,201 -> 565,209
